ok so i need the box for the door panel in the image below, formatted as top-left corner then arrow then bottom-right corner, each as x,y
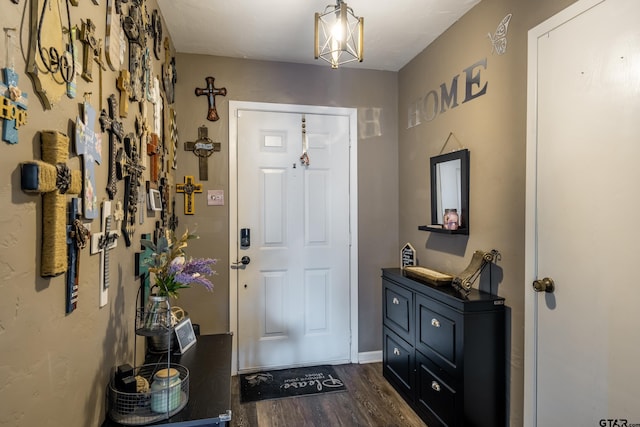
236,109 -> 351,371
528,0 -> 640,424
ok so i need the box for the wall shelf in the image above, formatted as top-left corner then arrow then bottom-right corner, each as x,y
418,225 -> 469,235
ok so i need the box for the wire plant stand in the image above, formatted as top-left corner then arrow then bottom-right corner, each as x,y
107,298 -> 189,425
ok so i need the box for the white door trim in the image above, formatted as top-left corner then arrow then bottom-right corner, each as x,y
228,100 -> 359,375
524,1 -> 604,425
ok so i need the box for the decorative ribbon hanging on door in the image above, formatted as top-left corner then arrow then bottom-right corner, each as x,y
300,114 -> 310,166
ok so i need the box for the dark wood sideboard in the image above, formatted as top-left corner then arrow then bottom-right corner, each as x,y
103,333 -> 233,427
382,268 -> 505,427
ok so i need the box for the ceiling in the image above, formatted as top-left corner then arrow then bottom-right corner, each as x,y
156,0 -> 481,72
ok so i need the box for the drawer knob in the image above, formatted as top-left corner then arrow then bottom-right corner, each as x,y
392,297 -> 399,305
431,381 -> 441,392
393,347 -> 400,356
431,318 -> 441,328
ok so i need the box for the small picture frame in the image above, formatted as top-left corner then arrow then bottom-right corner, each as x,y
174,317 -> 197,354
148,188 -> 162,211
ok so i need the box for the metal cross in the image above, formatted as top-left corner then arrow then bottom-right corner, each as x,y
195,76 -> 226,121
117,133 -> 145,246
184,125 -> 220,181
100,94 -> 124,199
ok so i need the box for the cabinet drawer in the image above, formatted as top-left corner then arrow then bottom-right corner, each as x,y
383,279 -> 413,344
383,327 -> 414,399
416,352 -> 457,427
416,295 -> 459,370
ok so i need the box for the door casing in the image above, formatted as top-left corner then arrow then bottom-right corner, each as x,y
228,100 -> 359,375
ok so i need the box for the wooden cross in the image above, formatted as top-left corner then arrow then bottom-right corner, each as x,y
169,108 -> 178,169
75,99 -> 102,219
147,133 -> 160,183
80,19 -> 100,82
20,131 -> 82,277
184,125 -> 220,181
135,233 -> 153,307
117,133 -> 145,247
195,76 -> 226,121
116,70 -> 130,118
150,76 -> 163,136
176,175 -> 202,215
1,64 -> 29,144
100,94 -> 124,199
66,197 -> 89,314
91,200 -> 118,308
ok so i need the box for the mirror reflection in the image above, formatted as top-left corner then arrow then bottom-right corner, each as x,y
430,149 -> 469,233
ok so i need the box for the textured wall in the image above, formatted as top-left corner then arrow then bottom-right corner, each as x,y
0,1 -> 174,425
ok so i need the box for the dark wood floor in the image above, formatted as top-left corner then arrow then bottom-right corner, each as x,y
230,362 -> 427,427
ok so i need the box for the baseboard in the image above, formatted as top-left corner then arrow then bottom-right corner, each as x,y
358,350 -> 382,364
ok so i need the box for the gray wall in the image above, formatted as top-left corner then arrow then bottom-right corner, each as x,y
173,55 -> 399,354
398,0 -> 577,424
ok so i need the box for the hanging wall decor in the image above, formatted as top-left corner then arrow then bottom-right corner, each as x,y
66,197 -> 89,314
150,9 -> 162,60
176,175 -> 202,215
27,0 -> 75,109
147,133 -> 160,183
100,94 -> 125,199
65,25 -> 79,99
79,19 -> 100,82
75,97 -> 102,219
116,69 -> 131,117
169,108 -> 178,169
20,131 -> 82,277
184,125 -> 220,181
195,76 -> 226,121
104,0 -> 125,71
135,233 -> 153,306
488,13 -> 512,56
117,133 -> 145,246
90,200 -> 119,307
1,28 -> 28,144
162,37 -> 176,104
122,1 -> 144,101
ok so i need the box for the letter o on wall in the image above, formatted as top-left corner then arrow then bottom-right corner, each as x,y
422,90 -> 439,122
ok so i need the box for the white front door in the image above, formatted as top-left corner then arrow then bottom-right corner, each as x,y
229,102 -> 358,373
525,0 -> 640,425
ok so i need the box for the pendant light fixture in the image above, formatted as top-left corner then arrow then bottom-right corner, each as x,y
314,0 -> 364,69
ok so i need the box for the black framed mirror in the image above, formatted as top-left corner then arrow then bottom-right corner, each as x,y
420,149 -> 469,234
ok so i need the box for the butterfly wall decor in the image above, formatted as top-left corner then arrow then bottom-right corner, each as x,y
488,13 -> 512,55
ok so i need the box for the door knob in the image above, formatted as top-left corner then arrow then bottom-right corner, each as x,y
233,256 -> 251,266
533,277 -> 555,293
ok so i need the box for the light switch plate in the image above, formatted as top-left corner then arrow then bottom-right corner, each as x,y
207,190 -> 224,206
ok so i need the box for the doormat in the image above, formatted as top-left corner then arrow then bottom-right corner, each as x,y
239,365 -> 346,403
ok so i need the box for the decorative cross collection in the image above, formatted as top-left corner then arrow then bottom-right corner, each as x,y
184,125 -> 220,181
20,131 -> 82,277
195,76 -> 226,122
176,175 -> 202,215
75,99 -> 102,219
100,94 -> 124,199
90,200 -> 119,308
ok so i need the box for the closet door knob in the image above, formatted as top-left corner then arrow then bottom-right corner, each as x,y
431,318 -> 441,328
431,381 -> 441,392
392,297 -> 399,305
393,347 -> 400,356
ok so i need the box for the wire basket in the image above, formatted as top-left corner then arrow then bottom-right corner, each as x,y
107,363 -> 189,425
